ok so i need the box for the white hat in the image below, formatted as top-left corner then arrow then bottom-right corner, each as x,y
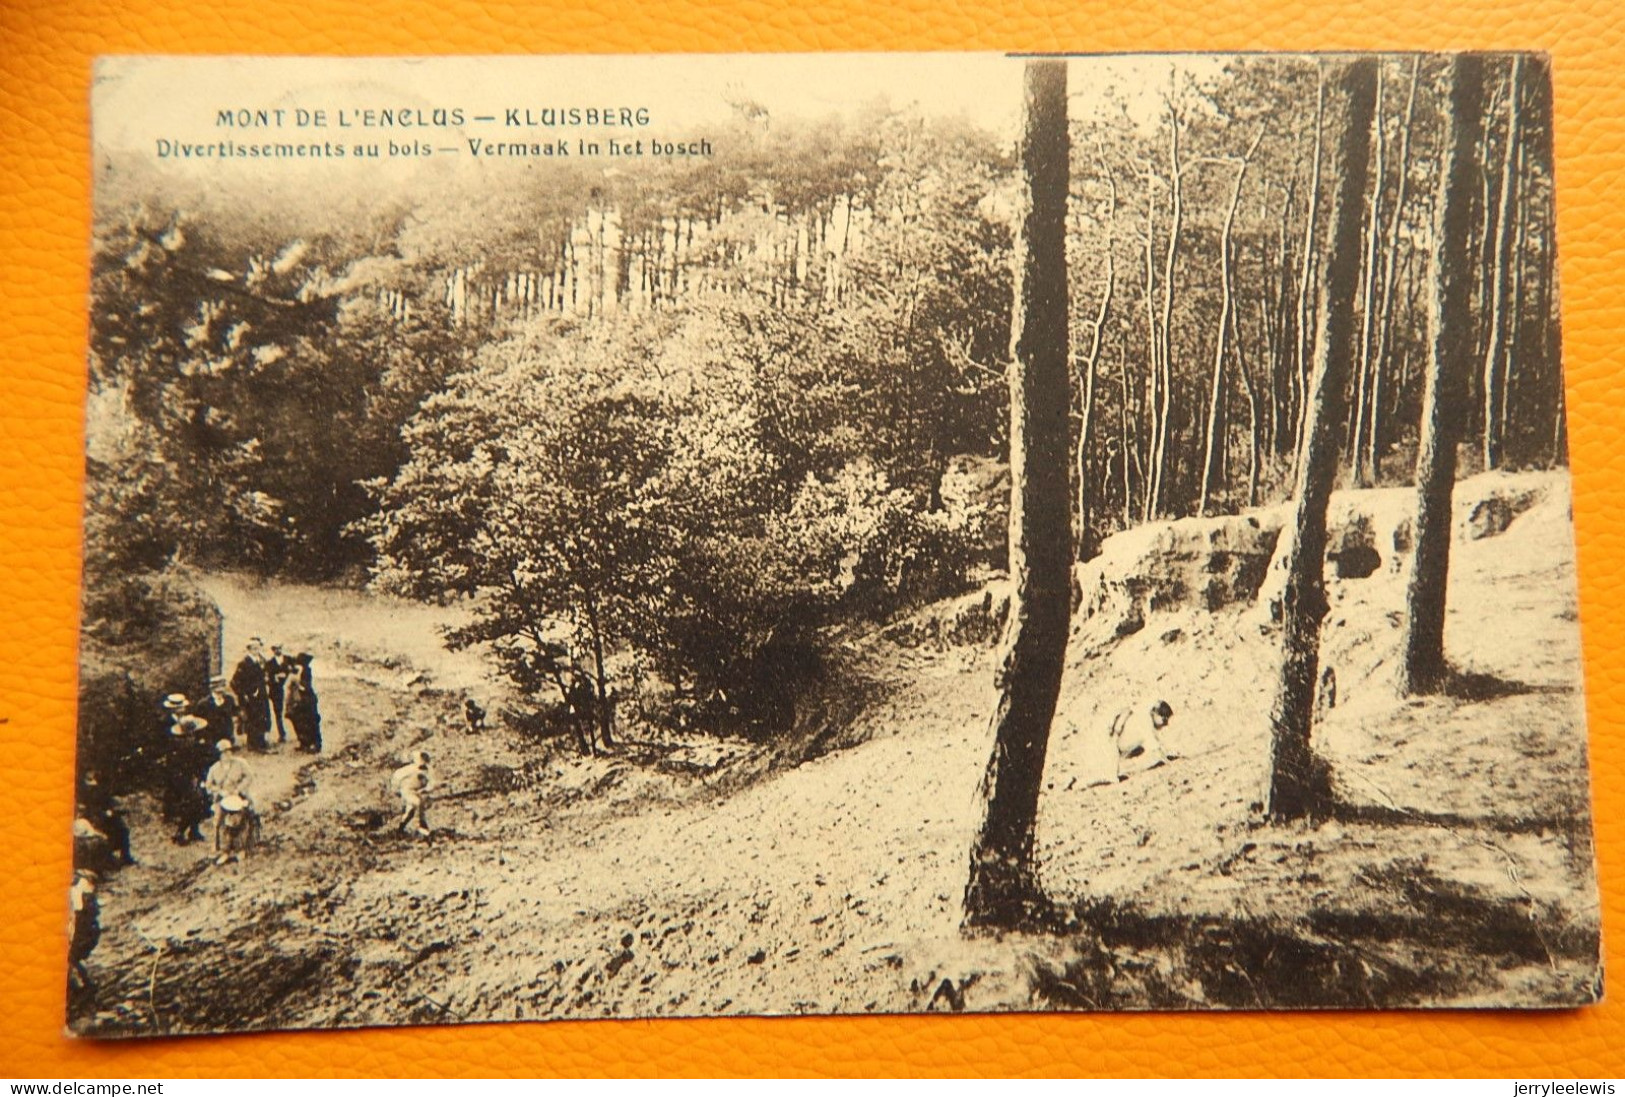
215,738 -> 234,753
162,693 -> 189,711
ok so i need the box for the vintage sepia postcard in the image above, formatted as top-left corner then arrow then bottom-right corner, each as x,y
71,52 -> 1599,1036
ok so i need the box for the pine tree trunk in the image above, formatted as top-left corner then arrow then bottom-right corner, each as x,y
1401,54 -> 1493,696
1538,150 -> 1562,467
1268,175 -> 1297,459
1078,356 -> 1098,560
1503,126 -> 1529,450
1234,296 -> 1262,507
965,59 -> 1072,930
1292,66 -> 1327,472
1118,349 -> 1136,527
1078,162 -> 1116,560
1481,57 -> 1522,471
1139,198 -> 1160,522
1150,90 -> 1184,520
1266,57 -> 1379,822
1370,56 -> 1422,481
1351,63 -> 1386,488
1199,132 -> 1263,516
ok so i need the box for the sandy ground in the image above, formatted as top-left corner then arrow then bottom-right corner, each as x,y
75,470 -> 1601,1035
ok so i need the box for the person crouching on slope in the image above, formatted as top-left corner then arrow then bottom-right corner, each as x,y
1111,699 -> 1179,781
391,751 -> 434,838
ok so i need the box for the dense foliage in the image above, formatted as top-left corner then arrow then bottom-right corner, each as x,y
84,56 -> 1563,742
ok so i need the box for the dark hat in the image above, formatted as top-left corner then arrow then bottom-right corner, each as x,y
1151,699 -> 1174,719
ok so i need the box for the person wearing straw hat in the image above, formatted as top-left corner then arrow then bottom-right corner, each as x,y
159,694 -> 212,844
204,738 -> 256,865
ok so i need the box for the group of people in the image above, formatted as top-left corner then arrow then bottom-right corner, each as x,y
229,638 -> 323,754
69,645 -> 299,1012
147,684 -> 278,863
72,638 -> 324,872
68,636 -> 461,1018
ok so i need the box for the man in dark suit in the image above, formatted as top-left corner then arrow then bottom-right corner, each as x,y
193,676 -> 240,748
230,639 -> 271,752
266,644 -> 295,745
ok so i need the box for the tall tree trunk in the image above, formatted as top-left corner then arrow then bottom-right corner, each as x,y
1150,87 -> 1184,519
1351,63 -> 1386,487
1266,57 -> 1379,821
1515,57 -> 1559,469
1078,352 -> 1099,559
1400,54 -> 1492,696
1502,121 -> 1529,449
1538,151 -> 1562,467
1370,56 -> 1421,483
1292,65 -> 1327,471
1199,131 -> 1264,516
1118,348 -> 1136,527
585,594 -> 615,750
1552,377 -> 1568,465
965,59 -> 1072,929
1139,197 -> 1159,522
1481,57 -> 1522,471
1234,294 -> 1262,507
1078,160 -> 1117,560
1269,175 -> 1298,459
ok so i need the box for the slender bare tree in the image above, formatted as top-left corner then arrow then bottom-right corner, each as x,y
1199,130 -> 1265,517
1076,152 -> 1117,560
1481,56 -> 1522,471
1351,62 -> 1386,488
1290,65 -> 1327,469
1369,54 -> 1423,481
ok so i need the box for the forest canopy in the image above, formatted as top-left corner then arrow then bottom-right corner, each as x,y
85,54 -> 1563,741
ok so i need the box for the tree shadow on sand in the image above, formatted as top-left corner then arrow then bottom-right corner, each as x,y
1027,858 -> 1598,1011
1324,797 -> 1586,838
1435,666 -> 1571,702
1028,894 -> 1456,1009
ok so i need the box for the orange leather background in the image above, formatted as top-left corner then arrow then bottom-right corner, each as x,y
2,0 -> 1621,1079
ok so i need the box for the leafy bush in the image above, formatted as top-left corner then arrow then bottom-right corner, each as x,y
368,295 -> 1001,742
78,571 -> 217,792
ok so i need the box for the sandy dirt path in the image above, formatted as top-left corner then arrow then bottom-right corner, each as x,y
79,471 -> 1599,1034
